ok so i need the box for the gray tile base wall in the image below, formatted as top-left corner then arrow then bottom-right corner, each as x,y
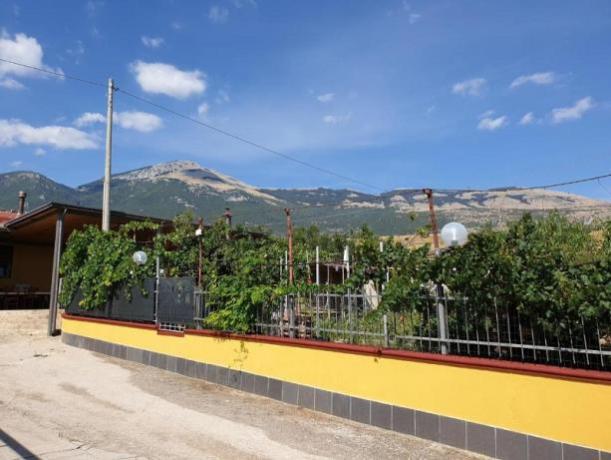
62,332 -> 609,460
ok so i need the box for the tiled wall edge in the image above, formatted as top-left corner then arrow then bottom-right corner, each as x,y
62,333 -> 608,460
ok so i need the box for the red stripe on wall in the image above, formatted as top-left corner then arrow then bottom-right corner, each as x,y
62,313 -> 611,384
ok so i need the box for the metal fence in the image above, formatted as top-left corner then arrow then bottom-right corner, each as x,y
65,277 -> 611,371
253,292 -> 611,371
65,277 -> 197,328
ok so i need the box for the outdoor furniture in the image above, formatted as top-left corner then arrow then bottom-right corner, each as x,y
0,292 -> 50,310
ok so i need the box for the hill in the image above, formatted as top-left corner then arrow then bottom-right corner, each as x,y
1,161 -> 609,234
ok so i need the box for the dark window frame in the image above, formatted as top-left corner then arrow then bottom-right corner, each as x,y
0,245 -> 14,279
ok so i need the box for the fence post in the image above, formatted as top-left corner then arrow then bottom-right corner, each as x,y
289,295 -> 295,339
436,283 -> 449,355
315,246 -> 320,285
348,288 -> 352,342
383,313 -> 389,348
154,255 -> 160,325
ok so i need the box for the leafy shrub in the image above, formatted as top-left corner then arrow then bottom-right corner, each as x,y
60,211 -> 610,335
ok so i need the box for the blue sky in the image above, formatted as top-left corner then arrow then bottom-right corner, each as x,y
1,0 -> 610,199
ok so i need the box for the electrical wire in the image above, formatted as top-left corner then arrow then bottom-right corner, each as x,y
0,57 -> 106,88
518,172 -> 611,190
1,57 -> 609,198
0,57 -> 385,192
596,178 -> 611,198
117,88 -> 386,192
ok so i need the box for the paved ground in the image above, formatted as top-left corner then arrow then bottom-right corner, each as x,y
0,310 -> 485,460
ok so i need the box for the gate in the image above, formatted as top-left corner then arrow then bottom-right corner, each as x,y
157,277 -> 196,325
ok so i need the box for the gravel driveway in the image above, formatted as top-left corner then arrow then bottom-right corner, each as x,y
0,310 -> 485,459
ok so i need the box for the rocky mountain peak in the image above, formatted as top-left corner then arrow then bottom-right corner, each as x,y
113,160 -> 204,181
111,160 -> 280,204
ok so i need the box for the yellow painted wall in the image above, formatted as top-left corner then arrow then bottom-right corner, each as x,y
0,243 -> 53,291
63,316 -> 611,452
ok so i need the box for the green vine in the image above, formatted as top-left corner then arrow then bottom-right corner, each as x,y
60,211 -> 611,336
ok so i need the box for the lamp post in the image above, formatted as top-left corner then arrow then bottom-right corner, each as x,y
436,222 -> 469,355
195,220 -> 204,326
196,218 -> 204,288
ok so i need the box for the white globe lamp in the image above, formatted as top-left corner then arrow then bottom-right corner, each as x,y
132,250 -> 148,266
440,222 -> 468,247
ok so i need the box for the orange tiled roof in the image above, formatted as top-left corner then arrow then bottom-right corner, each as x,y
0,211 -> 19,224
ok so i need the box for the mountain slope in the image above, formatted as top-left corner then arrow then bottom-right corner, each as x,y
0,171 -> 79,212
1,161 -> 609,234
78,161 -> 281,205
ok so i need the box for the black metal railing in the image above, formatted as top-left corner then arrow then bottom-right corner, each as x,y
253,292 -> 611,371
64,280 -> 611,371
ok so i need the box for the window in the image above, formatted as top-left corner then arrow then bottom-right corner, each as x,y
0,245 -> 13,279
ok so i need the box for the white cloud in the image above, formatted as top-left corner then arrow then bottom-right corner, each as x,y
510,72 -> 556,89
90,26 -> 102,39
171,21 -> 183,30
141,36 -> 164,48
74,111 -> 163,132
478,109 -> 495,119
323,113 -> 351,125
0,31 -> 63,86
10,160 -> 23,168
216,89 -> 230,104
114,111 -> 163,132
34,147 -> 46,157
409,13 -> 422,24
477,115 -> 508,131
209,6 -> 229,23
66,40 -> 85,60
401,2 -> 421,22
550,97 -> 595,124
197,102 -> 210,116
85,0 -> 103,17
232,0 -> 257,7
452,78 -> 486,96
0,119 -> 98,149
0,77 -> 24,90
74,112 -> 105,127
316,93 -> 334,103
519,112 -> 535,125
130,61 -> 206,99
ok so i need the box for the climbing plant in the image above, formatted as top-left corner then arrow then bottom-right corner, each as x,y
60,210 -> 611,334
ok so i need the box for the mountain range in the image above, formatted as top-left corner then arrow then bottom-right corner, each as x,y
1,160 -> 609,234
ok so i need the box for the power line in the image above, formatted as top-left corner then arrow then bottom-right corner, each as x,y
597,178 -> 611,198
519,172 -> 611,190
1,57 -> 609,196
116,88 -> 385,192
0,57 -> 106,88
0,57 -> 385,191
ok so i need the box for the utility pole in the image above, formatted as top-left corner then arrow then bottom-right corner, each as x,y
48,209 -> 66,336
422,188 -> 448,354
422,188 -> 440,253
284,208 -> 294,285
223,207 -> 232,240
102,78 -> 115,232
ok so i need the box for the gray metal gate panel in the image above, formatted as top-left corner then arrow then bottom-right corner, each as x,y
110,278 -> 155,322
65,290 -> 108,318
157,277 -> 196,324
